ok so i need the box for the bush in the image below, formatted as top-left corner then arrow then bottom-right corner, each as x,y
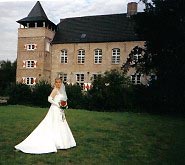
65,84 -> 85,109
31,81 -> 52,107
8,81 -> 52,107
8,83 -> 32,105
87,69 -> 133,111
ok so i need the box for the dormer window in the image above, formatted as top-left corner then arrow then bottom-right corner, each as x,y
81,34 -> 86,38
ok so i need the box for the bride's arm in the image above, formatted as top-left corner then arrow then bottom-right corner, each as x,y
48,88 -> 60,107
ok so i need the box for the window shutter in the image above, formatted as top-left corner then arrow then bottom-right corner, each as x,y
83,83 -> 86,90
86,83 -> 92,90
88,83 -> 92,89
21,77 -> 26,84
22,61 -> 26,68
31,78 -> 34,84
24,44 -> 27,49
35,44 -> 37,49
34,61 -> 37,68
33,78 -> 37,85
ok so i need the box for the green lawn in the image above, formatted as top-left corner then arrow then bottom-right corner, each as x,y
0,105 -> 185,165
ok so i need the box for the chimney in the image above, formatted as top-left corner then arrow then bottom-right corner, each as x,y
127,2 -> 138,17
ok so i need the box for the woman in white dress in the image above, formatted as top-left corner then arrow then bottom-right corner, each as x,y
15,78 -> 76,154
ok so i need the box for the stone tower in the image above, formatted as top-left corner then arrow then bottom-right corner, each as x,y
16,1 -> 56,85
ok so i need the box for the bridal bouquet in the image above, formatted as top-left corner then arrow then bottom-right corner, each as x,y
59,100 -> 68,121
59,100 -> 68,110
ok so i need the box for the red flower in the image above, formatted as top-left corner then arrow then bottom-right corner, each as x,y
60,100 -> 68,109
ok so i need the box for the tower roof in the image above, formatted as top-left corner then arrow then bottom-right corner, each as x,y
27,1 -> 48,19
17,1 -> 55,27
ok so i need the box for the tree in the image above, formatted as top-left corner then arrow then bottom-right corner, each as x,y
123,0 -> 185,113
0,60 -> 16,96
65,84 -> 85,109
8,83 -> 32,105
31,80 -> 52,107
88,69 -> 132,111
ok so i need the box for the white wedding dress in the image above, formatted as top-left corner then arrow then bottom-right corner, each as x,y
14,91 -> 76,154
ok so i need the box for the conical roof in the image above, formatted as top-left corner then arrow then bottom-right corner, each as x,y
17,1 -> 55,26
27,1 -> 48,19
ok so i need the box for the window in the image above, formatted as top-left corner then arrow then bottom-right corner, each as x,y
112,48 -> 120,64
91,74 -> 101,81
23,60 -> 37,68
131,74 -> 141,84
59,73 -> 67,83
22,77 -> 37,85
150,74 -> 157,81
46,42 -> 50,52
24,44 -> 37,51
76,74 -> 85,88
26,60 -> 34,68
133,54 -> 142,62
77,49 -> 85,64
26,60 -> 37,68
61,49 -> 68,64
94,49 -> 102,64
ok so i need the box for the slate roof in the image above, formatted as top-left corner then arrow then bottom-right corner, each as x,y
17,1 -> 55,27
52,13 -> 140,44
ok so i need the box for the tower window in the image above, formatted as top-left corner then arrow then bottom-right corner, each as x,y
23,60 -> 37,68
27,60 -> 37,68
24,44 -> 37,51
22,77 -> 37,85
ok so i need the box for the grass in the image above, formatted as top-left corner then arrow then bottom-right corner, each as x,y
0,105 -> 185,165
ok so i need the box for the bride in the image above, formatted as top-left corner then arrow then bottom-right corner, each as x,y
15,78 -> 76,154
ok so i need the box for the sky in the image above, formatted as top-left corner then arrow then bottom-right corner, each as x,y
0,0 -> 145,62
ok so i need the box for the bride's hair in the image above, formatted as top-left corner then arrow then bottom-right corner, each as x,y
55,77 -> 62,82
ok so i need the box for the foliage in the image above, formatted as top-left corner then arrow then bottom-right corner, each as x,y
87,69 -> 133,111
1,105 -> 185,164
8,83 -> 32,105
31,80 -> 52,107
7,81 -> 87,108
0,60 -> 16,96
8,81 -> 51,107
122,0 -> 185,113
65,84 -> 85,109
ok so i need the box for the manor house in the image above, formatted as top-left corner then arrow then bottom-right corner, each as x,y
16,1 -> 145,89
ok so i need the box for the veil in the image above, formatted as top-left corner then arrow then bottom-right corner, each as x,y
59,83 -> 68,101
